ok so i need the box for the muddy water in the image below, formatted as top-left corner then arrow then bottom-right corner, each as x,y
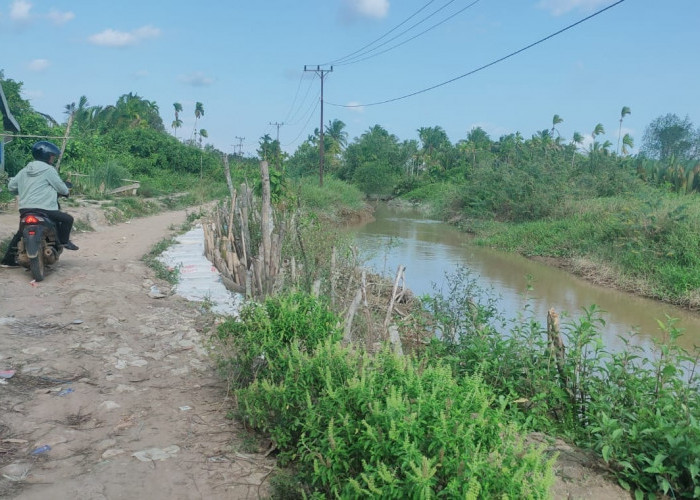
351,203 -> 700,353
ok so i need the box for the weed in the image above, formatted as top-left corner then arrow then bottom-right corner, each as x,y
417,268 -> 700,499
142,237 -> 180,284
216,291 -> 555,498
72,216 -> 94,233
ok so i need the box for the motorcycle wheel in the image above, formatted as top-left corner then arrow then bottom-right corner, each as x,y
29,254 -> 45,282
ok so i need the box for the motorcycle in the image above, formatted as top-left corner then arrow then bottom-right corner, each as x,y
15,211 -> 63,281
14,182 -> 72,282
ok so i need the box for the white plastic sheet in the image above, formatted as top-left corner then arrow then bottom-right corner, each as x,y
158,225 -> 242,317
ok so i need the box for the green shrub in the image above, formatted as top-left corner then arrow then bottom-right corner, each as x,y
419,268 -> 700,498
221,291 -> 555,498
216,292 -> 343,387
237,339 -> 554,498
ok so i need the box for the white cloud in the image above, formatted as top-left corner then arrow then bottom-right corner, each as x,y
537,0 -> 612,16
341,0 -> 390,21
47,8 -> 74,25
178,72 -> 214,87
10,0 -> 32,22
27,58 -> 49,71
88,25 -> 161,47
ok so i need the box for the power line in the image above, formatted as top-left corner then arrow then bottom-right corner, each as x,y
233,136 -> 245,156
269,121 -> 284,142
285,78 -> 318,126
327,0 -> 626,108
323,0 -> 440,66
282,72 -> 307,124
337,0 -> 481,67
283,97 -> 320,147
304,65 -> 333,186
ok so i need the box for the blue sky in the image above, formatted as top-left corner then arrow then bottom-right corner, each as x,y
1,0 -> 698,157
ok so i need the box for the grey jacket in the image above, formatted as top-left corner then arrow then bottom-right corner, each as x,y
7,160 -> 69,210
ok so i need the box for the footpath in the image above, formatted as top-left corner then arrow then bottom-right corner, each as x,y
0,207 -> 274,499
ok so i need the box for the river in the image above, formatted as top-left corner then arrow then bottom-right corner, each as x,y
351,203 -> 700,354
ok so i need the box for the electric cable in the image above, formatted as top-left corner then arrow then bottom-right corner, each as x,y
282,71 -> 306,124
323,0 -> 439,66
337,0 -> 481,66
286,76 -> 319,126
283,96 -> 321,147
327,0 -> 626,108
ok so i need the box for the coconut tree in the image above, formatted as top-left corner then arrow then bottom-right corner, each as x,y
621,133 -> 634,156
616,106 -> 631,155
198,128 -> 208,149
324,119 -> 348,173
172,102 -> 183,138
172,117 -> 183,137
592,123 -> 605,142
192,102 -> 204,140
571,131 -> 584,168
551,114 -> 563,137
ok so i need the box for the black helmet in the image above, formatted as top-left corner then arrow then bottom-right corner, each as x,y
31,141 -> 60,163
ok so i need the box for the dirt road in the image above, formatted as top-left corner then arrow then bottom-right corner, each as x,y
0,207 -> 274,499
0,204 -> 633,500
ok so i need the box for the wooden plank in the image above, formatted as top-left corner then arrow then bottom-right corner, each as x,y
108,183 -> 140,195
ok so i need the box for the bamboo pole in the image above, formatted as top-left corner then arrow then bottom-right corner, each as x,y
547,308 -> 571,398
260,160 -> 272,295
55,112 -> 74,173
383,265 -> 406,335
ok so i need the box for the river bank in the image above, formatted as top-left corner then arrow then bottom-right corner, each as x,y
389,197 -> 700,313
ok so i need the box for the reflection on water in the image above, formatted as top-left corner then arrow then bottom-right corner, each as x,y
352,203 -> 700,353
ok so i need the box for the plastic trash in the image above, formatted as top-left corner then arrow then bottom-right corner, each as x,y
57,388 -> 74,397
30,445 -> 51,455
0,370 -> 15,379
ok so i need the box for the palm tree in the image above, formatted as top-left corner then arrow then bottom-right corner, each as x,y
571,131 -> 584,168
198,128 -> 208,149
172,118 -> 183,136
192,102 -> 204,140
591,123 -> 605,147
621,133 -> 634,156
616,106 -> 631,155
325,119 -> 348,152
551,114 -> 563,137
172,102 -> 183,138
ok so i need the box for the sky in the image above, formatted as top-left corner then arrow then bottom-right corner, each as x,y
1,0 -> 699,157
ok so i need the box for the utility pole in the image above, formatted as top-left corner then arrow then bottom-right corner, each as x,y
234,136 -> 244,156
269,122 -> 284,142
304,65 -> 333,187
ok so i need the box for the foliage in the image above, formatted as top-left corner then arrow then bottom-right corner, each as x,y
641,113 -> 700,161
215,292 -> 343,388
474,192 -> 700,305
218,292 -> 555,499
142,236 -> 180,284
418,268 -> 700,499
294,175 -> 365,212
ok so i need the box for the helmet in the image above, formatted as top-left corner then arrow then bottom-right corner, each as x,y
31,141 -> 61,163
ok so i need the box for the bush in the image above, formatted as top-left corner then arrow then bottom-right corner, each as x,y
215,292 -> 343,388
219,291 -> 556,498
419,268 -> 700,498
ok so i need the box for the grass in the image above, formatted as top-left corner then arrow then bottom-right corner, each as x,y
470,193 -> 700,307
142,236 -> 180,284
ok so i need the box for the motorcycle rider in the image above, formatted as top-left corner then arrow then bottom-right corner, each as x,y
1,140 -> 78,267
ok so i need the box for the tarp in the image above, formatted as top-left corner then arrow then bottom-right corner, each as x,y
158,225 -> 243,317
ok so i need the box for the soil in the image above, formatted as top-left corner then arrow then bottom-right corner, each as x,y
0,201 -> 632,499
